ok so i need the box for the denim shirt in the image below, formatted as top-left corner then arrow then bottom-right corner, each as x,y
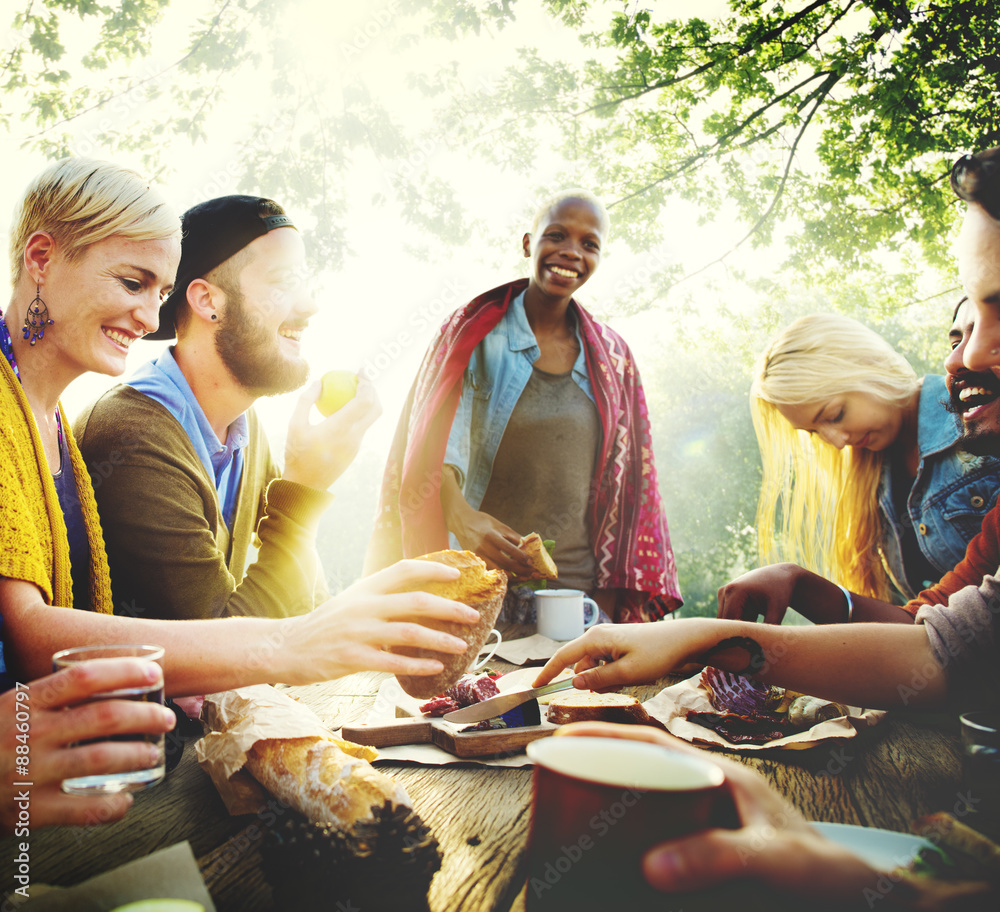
127,348 -> 249,528
444,290 -> 595,512
879,374 -> 1000,600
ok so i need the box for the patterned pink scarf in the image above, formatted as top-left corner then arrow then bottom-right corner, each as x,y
367,280 -> 681,621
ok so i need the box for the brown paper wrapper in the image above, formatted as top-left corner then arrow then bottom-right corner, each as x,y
195,684 -> 378,814
643,671 -> 886,751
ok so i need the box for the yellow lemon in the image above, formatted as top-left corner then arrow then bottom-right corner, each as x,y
316,370 -> 358,416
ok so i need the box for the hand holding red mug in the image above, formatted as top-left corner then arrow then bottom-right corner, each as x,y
554,723 -> 932,909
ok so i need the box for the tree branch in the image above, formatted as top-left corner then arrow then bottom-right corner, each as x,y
0,0 -> 35,84
577,0 -> 854,117
24,0 -> 236,140
608,68 -> 834,209
662,71 -> 842,294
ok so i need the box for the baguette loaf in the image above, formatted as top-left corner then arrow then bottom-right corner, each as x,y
546,692 -> 654,726
393,550 -> 507,699
246,736 -> 410,827
198,685 -> 410,827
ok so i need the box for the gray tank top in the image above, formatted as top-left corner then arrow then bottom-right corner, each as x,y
479,366 -> 601,590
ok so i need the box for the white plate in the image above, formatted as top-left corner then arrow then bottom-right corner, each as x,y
811,822 -> 935,872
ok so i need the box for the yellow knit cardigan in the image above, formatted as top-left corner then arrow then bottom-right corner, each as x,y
0,356 -> 113,612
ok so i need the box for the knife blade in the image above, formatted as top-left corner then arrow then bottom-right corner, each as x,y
443,678 -> 577,724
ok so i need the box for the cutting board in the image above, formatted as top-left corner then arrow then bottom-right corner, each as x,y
341,715 -> 558,758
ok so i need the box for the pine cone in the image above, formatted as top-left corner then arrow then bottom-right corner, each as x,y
262,801 -> 442,911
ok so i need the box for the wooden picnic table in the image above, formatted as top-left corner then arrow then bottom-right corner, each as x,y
12,637 -> 966,911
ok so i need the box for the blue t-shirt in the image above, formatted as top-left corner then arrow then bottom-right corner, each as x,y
0,615 -> 13,691
127,348 -> 248,527
53,423 -> 91,609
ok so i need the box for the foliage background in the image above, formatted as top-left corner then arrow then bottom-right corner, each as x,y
3,0 -> 994,615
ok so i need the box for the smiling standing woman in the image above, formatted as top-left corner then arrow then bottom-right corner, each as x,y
717,311 -> 1000,625
0,158 -> 485,831
366,189 -> 681,623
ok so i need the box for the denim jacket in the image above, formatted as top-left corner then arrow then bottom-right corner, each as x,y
879,374 -> 1000,600
443,290 -> 594,510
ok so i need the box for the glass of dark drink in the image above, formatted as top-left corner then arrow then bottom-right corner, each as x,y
52,644 -> 166,794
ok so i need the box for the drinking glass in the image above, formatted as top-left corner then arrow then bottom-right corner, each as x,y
52,644 -> 166,794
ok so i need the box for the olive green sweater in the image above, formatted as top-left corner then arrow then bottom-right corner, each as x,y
75,386 -> 331,621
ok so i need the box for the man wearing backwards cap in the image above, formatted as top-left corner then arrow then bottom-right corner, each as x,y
75,196 -> 380,621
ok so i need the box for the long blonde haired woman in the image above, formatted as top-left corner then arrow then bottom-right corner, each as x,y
717,308 -> 1000,625
755,313 -> 923,601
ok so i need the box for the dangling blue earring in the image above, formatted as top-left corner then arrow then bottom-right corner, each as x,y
23,285 -> 54,346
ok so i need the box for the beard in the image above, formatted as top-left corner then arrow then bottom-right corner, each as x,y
944,372 -> 1000,456
959,426 -> 1000,457
214,284 -> 309,396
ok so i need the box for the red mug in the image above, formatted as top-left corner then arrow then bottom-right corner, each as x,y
525,736 -> 734,910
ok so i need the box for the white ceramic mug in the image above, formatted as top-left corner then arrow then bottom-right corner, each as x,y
534,589 -> 599,640
469,628 -> 502,671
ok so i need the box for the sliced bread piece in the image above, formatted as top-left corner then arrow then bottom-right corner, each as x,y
546,692 -> 653,726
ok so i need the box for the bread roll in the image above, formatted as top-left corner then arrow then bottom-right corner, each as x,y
246,736 -> 410,827
393,550 -> 507,699
546,692 -> 654,726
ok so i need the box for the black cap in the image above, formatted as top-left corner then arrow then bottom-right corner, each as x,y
146,194 -> 295,341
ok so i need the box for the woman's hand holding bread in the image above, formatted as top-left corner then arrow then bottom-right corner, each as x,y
393,550 -> 507,698
440,465 -> 536,575
283,560 -> 481,683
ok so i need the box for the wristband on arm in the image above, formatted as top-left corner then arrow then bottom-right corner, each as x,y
836,584 -> 854,622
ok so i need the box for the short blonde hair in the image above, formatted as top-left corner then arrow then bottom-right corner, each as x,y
9,157 -> 180,287
529,188 -> 611,238
752,313 -> 920,600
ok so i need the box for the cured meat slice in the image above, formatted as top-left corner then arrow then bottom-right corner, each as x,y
419,696 -> 460,717
703,667 -> 779,717
445,673 -> 499,707
685,711 -> 788,745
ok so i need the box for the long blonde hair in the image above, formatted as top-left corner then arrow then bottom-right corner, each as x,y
752,314 -> 920,599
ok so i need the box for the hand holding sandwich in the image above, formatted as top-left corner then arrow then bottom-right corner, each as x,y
440,465 -> 536,575
284,559 -> 482,683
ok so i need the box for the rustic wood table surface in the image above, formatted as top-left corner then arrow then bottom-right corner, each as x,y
6,631 -> 967,911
